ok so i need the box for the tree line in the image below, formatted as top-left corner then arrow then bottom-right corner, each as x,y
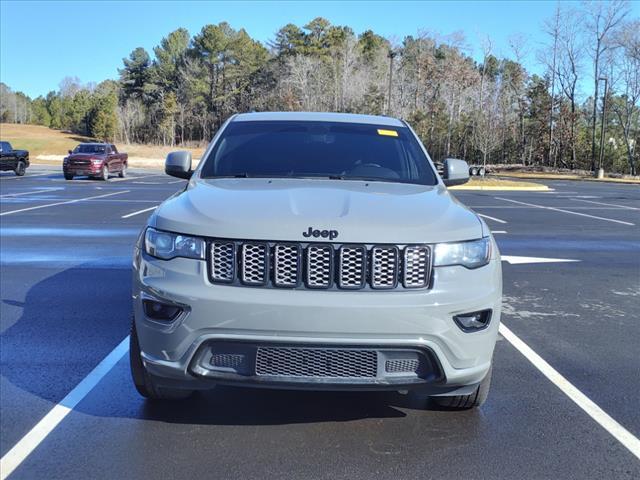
1,1 -> 637,174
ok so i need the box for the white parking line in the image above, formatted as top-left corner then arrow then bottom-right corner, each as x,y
477,213 -> 507,224
0,336 -> 129,480
571,198 -> 640,211
0,190 -> 129,216
0,172 -> 54,180
495,197 -> 635,226
491,230 -> 507,234
121,205 -> 158,218
0,188 -> 62,198
499,324 -> 640,461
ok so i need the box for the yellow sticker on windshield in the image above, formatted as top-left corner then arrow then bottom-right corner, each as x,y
377,129 -> 398,137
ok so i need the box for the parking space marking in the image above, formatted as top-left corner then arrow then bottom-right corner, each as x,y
0,172 -> 55,180
491,230 -> 507,234
477,213 -> 507,224
0,337 -> 129,480
571,198 -> 640,211
0,188 -> 63,198
502,255 -> 579,264
121,205 -> 158,218
0,190 -> 130,216
48,174 -> 166,184
499,324 -> 640,461
495,197 -> 635,226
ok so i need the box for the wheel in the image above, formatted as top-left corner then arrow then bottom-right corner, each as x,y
118,164 -> 127,178
101,165 -> 109,181
479,167 -> 486,177
64,173 -> 74,181
129,318 -> 193,400
470,167 -> 478,176
430,365 -> 492,410
14,160 -> 26,176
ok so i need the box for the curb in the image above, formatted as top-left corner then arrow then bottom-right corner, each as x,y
496,174 -> 640,186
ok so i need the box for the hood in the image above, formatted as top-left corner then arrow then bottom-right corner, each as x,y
153,178 -> 482,244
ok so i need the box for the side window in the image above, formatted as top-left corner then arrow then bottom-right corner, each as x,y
0,142 -> 8,151
110,144 -> 118,154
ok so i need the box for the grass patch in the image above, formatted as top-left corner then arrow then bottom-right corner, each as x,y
0,123 -> 206,168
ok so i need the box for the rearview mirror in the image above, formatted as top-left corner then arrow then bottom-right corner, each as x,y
442,158 -> 470,186
165,151 -> 192,179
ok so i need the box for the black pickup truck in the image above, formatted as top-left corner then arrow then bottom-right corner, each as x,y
0,141 -> 30,176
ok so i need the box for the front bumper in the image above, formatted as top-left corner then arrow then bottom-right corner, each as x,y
133,249 -> 502,392
63,164 -> 102,175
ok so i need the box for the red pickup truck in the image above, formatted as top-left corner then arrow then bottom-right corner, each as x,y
63,143 -> 128,181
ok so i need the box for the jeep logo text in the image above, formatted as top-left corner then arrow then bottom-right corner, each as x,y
303,227 -> 339,240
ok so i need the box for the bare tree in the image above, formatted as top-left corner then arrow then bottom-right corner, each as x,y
543,3 -> 561,166
556,6 -> 584,167
611,20 -> 640,174
584,0 -> 630,171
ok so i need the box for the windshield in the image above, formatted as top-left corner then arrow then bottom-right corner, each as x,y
74,144 -> 106,154
200,121 -> 437,185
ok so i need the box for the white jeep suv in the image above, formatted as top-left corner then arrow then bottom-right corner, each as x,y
130,112 -> 501,409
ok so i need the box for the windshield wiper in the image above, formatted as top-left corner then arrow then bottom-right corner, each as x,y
232,173 -> 249,178
328,175 -> 344,180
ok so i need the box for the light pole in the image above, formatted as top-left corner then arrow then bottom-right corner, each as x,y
387,50 -> 397,116
597,77 -> 608,177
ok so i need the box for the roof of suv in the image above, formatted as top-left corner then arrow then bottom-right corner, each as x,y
232,111 -> 405,127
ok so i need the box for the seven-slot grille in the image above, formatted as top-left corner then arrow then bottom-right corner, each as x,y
208,240 -> 431,290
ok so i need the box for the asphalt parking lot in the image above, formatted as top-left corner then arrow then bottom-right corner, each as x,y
1,166 -> 639,479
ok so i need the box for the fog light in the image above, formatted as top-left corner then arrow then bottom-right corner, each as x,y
453,309 -> 492,332
143,299 -> 182,321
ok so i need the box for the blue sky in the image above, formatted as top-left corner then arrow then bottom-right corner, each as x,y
1,0 -> 637,98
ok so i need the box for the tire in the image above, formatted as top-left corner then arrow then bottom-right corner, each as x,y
470,167 -> 478,176
430,365 -> 492,410
14,160 -> 26,176
64,173 -> 74,181
479,167 -> 486,177
118,164 -> 127,178
129,318 -> 193,400
101,165 -> 109,181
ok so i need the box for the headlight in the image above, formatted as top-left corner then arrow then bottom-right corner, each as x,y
92,159 -> 102,164
144,227 -> 205,260
433,237 -> 491,269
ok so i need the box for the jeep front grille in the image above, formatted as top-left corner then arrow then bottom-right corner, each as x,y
240,243 -> 268,285
338,246 -> 366,289
403,246 -> 430,288
371,246 -> 399,289
210,241 -> 235,282
274,244 -> 301,287
207,240 -> 431,291
306,245 -> 333,288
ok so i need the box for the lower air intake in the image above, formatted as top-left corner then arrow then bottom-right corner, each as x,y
255,347 -> 377,378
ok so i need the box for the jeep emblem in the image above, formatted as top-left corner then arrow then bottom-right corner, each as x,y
303,227 -> 339,240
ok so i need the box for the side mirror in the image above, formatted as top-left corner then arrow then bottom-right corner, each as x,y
165,151 -> 192,179
68,150 -> 73,154
442,158 -> 470,186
